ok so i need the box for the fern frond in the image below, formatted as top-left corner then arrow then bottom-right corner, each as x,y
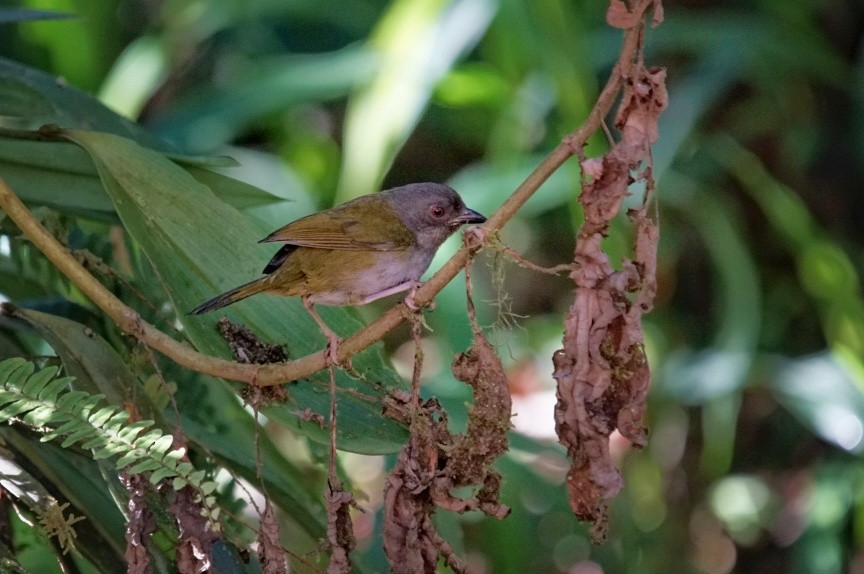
0,358 -> 221,529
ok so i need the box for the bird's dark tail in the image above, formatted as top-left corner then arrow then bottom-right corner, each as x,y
189,278 -> 268,315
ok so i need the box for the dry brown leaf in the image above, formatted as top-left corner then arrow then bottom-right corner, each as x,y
448,332 -> 512,488
325,482 -> 355,574
382,330 -> 512,573
553,30 -> 665,540
257,500 -> 287,574
122,472 -> 156,574
170,485 -> 219,574
607,0 -> 663,29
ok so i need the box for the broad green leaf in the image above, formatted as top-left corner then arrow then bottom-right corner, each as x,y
0,135 -> 282,218
0,8 -> 75,23
0,57 -> 283,216
0,57 -> 169,150
62,129 -> 409,454
336,0 -> 496,201
148,47 -> 378,153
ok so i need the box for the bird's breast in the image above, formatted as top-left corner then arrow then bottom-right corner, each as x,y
303,248 -> 434,306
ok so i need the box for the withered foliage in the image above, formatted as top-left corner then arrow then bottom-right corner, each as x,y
122,472 -> 156,574
257,500 -> 287,574
170,485 -> 220,574
324,481 -> 355,574
324,362 -> 356,574
382,327 -> 511,573
217,317 -> 289,402
216,318 -> 288,365
553,0 -> 666,542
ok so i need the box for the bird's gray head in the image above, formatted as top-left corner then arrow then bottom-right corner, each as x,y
383,183 -> 486,250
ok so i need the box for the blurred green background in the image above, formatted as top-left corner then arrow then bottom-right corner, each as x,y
1,0 -> 863,572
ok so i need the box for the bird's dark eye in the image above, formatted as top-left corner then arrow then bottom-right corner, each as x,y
429,205 -> 446,218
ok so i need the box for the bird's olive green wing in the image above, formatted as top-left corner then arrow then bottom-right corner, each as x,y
259,197 -> 414,250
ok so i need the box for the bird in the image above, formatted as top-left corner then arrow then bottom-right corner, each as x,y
190,182 -> 486,362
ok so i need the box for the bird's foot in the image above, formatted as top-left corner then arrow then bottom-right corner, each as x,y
303,297 -> 348,367
404,282 -> 435,312
324,332 -> 341,366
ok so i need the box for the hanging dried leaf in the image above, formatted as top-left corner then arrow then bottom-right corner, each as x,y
325,482 -> 355,574
383,328 -> 512,573
170,485 -> 219,574
382,398 -> 448,574
607,0 -> 664,30
257,500 -> 287,574
122,472 -> 156,574
553,32 -> 665,541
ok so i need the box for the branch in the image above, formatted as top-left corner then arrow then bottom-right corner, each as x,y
0,9 -> 645,386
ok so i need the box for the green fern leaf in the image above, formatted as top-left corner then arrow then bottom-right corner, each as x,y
6,361 -> 34,388
0,358 -> 222,530
38,377 -> 74,402
115,449 -> 145,468
60,426 -> 99,448
0,401 -> 38,420
0,358 -> 27,380
132,429 -> 165,450
42,419 -> 87,442
55,390 -> 92,410
126,458 -> 163,474
22,365 -> 58,396
80,435 -> 111,450
88,406 -> 118,427
116,420 -> 153,442
149,435 -> 175,457
149,467 -> 177,485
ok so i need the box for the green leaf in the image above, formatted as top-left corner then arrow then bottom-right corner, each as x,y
337,0 -> 495,200
173,374 -> 327,540
60,426 -> 97,448
150,434 -> 175,456
126,458 -> 163,474
113,449 -> 144,468
149,467 -> 177,485
63,129 -> 409,454
0,57 -> 171,149
149,47 -> 377,153
0,8 -> 75,23
21,365 -> 56,396
0,136 -> 283,219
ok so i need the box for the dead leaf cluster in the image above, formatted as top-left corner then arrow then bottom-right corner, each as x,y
553,35 -> 665,540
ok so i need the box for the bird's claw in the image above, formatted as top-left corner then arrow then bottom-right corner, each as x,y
404,283 -> 435,312
324,334 -> 341,366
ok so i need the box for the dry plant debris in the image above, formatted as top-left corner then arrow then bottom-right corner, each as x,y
554,7 -> 666,540
257,500 -> 287,574
382,321 -> 512,573
122,472 -> 156,574
217,318 -> 289,402
170,485 -> 220,574
324,481 -> 355,574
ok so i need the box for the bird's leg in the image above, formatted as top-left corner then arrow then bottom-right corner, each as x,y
354,280 -> 415,305
302,297 -> 341,365
353,280 -> 435,311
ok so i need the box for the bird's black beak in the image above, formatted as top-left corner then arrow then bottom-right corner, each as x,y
451,207 -> 486,226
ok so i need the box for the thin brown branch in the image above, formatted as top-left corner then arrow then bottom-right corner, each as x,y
0,6 -> 645,386
498,245 -> 573,276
